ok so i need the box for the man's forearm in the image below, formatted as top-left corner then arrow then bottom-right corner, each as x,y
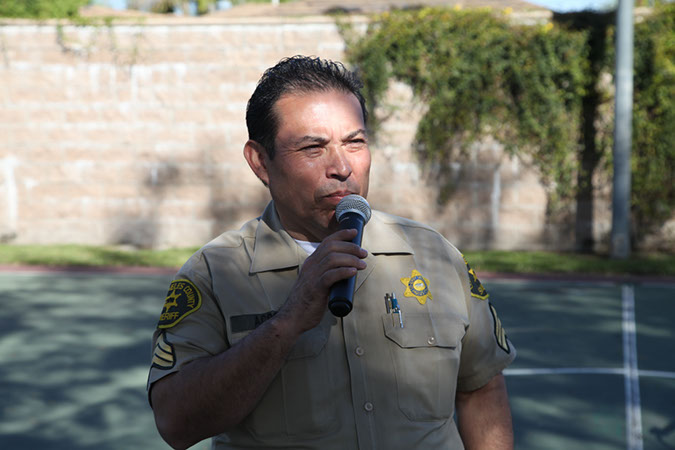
455,373 -> 514,450
151,309 -> 302,450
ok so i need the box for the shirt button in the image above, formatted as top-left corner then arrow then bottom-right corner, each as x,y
355,347 -> 364,356
427,336 -> 436,345
364,402 -> 374,412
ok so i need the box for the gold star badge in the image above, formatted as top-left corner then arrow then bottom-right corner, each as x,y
400,269 -> 433,305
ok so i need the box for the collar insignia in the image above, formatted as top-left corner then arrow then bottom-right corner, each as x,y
400,269 -> 433,305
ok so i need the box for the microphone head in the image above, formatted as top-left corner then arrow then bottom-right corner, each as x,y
335,194 -> 371,224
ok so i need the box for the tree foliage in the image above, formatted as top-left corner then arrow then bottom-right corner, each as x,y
0,0 -> 89,18
342,8 -> 590,204
148,0 -> 215,15
147,0 -> 295,15
341,5 -> 674,246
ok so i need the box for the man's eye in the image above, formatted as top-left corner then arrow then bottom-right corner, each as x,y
302,146 -> 323,155
347,140 -> 367,149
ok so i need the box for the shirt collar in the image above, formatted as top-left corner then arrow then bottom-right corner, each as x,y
364,211 -> 415,255
248,201 -> 414,274
248,201 -> 305,274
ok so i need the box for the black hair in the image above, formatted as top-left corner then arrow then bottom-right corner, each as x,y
245,55 -> 368,159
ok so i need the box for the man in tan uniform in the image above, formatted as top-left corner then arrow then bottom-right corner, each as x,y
148,56 -> 516,450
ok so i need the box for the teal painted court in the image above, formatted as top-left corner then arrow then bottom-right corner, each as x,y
0,270 -> 673,449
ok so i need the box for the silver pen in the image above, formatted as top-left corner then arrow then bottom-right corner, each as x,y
385,293 -> 403,328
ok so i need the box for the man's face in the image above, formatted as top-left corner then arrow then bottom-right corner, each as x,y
261,89 -> 371,242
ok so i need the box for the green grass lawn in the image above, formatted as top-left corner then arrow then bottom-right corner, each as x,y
0,244 -> 673,276
463,250 -> 675,277
0,244 -> 200,269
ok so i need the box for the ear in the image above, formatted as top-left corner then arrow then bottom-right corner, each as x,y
243,140 -> 270,187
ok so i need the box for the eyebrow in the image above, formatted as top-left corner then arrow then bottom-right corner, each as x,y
291,135 -> 328,147
343,129 -> 368,141
291,129 -> 368,148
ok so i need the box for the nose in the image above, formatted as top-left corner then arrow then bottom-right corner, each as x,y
327,147 -> 352,181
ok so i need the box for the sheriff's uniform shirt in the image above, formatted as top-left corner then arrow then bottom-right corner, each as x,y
148,201 -> 516,449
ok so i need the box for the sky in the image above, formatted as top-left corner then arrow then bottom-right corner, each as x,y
527,0 -> 618,12
96,0 -> 127,9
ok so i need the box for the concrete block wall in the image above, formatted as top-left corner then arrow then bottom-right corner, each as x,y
0,16 -> 669,251
1,17 -> 348,248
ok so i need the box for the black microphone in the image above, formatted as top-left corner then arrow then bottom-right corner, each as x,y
328,194 -> 372,317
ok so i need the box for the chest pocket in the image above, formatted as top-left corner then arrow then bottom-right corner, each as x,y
383,313 -> 467,421
240,313 -> 339,441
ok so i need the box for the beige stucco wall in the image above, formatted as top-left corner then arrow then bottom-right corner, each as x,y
0,16 -> 670,251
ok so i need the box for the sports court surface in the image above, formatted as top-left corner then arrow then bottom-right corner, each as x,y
0,268 -> 673,449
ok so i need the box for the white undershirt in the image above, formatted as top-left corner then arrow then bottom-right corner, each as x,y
294,239 -> 320,255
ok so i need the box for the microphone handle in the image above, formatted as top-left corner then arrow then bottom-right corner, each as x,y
328,214 -> 365,317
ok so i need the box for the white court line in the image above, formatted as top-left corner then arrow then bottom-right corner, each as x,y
637,369 -> 675,379
503,284 -> 672,450
504,367 -> 675,378
504,367 -> 625,376
622,284 -> 643,450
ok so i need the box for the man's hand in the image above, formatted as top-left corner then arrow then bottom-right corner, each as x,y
278,228 -> 368,334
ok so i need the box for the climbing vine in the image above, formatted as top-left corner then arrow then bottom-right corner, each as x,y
632,5 -> 675,238
341,5 -> 674,248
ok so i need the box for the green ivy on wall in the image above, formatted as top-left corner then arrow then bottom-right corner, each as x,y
632,6 -> 675,239
341,5 -> 674,250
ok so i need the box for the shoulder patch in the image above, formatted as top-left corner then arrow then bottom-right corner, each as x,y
158,279 -> 202,329
489,303 -> 511,354
463,257 -> 489,300
152,331 -> 176,370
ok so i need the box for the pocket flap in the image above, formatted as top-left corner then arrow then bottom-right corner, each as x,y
382,313 -> 466,349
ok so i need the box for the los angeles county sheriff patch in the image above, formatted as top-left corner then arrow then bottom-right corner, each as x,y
400,269 -> 433,305
157,279 -> 202,329
463,257 -> 489,300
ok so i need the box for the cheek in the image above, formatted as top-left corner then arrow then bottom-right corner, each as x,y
288,165 -> 325,196
354,152 -> 372,177
359,153 -> 372,196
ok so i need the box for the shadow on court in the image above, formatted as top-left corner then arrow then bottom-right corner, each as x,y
489,279 -> 675,450
0,271 -> 209,450
0,270 -> 673,449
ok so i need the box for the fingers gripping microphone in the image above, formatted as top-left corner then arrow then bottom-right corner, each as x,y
328,194 -> 372,317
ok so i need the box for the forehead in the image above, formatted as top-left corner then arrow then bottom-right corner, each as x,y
273,89 -> 364,125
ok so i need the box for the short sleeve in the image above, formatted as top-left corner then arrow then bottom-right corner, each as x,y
454,255 -> 516,392
146,252 -> 228,397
